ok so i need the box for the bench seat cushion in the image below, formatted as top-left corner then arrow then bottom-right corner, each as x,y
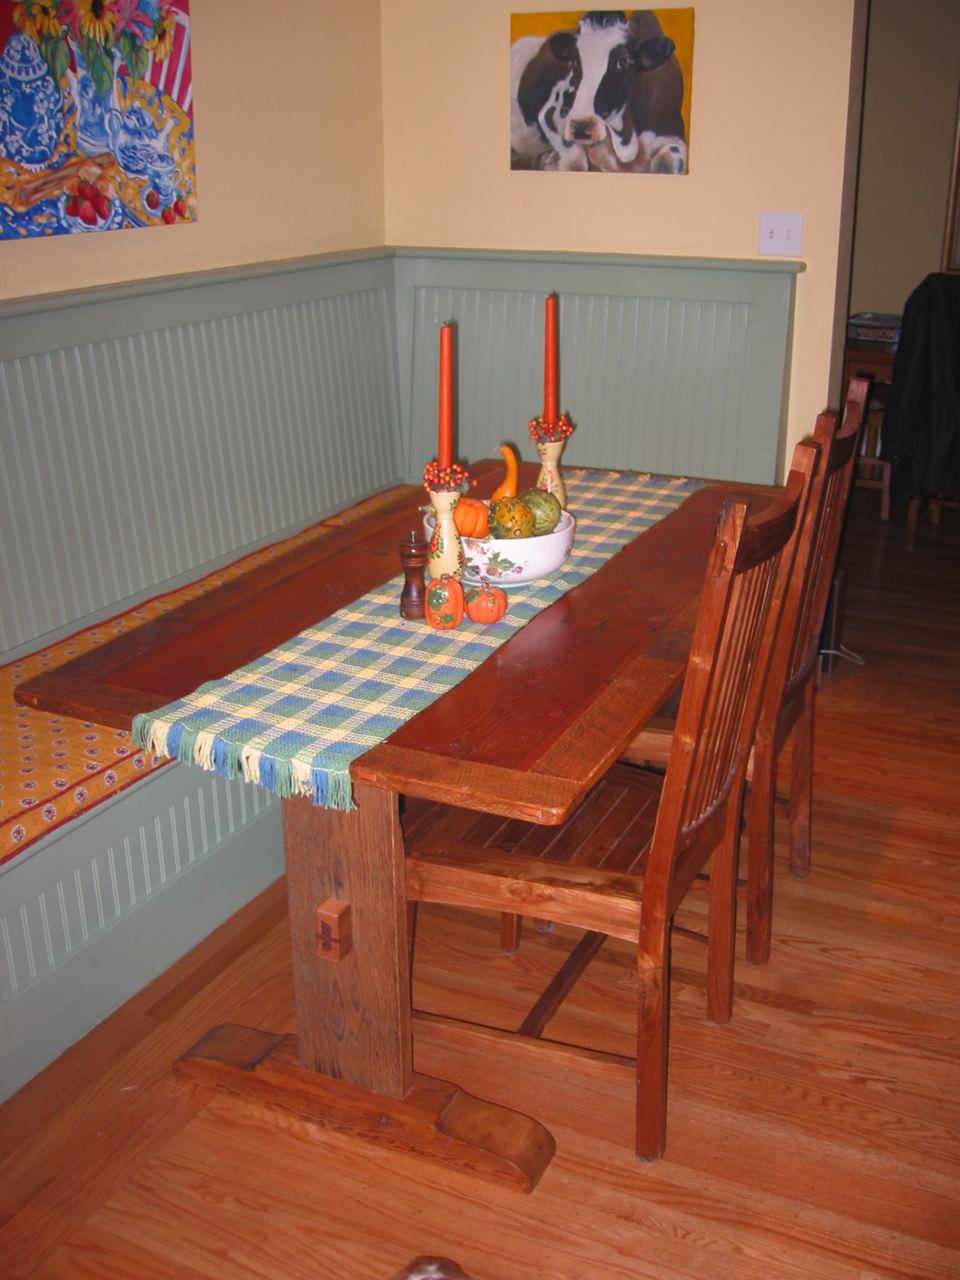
1,486 -> 409,869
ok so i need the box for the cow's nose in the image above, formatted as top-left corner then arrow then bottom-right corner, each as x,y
570,117 -> 598,141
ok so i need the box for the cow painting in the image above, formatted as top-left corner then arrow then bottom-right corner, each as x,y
511,9 -> 691,174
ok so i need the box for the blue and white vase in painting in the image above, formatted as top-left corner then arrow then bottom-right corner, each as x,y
69,44 -> 113,156
0,34 -> 64,170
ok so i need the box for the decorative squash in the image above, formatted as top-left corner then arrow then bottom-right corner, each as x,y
488,495 -> 535,539
454,495 -> 490,538
518,487 -> 562,535
465,581 -> 508,624
490,443 -> 519,500
424,574 -> 465,630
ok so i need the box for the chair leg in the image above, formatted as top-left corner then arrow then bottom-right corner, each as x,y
787,680 -> 815,879
746,737 -> 776,965
880,465 -> 891,521
635,939 -> 670,1161
906,497 -> 921,550
706,805 -> 742,1023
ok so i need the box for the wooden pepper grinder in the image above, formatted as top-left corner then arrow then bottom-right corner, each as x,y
399,531 -> 427,619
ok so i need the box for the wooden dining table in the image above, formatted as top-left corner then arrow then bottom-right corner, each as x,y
16,457 -> 780,1192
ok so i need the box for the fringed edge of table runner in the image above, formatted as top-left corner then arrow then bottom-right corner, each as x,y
132,716 -> 356,810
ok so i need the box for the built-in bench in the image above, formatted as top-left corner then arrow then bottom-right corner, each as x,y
1,486 -> 409,867
0,247 -> 801,1098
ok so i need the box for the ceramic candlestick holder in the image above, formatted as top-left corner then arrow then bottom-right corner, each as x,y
535,439 -> 567,508
426,488 -> 465,580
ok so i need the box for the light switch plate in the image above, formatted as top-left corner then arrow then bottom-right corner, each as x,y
759,210 -> 804,256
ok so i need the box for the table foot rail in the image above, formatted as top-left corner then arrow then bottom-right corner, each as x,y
175,1023 -> 555,1193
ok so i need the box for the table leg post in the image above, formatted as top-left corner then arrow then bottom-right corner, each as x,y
281,784 -> 412,1097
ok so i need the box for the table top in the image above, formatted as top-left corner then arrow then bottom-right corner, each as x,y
16,459 -> 781,826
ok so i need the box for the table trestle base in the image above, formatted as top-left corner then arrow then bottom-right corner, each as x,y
175,1023 -> 555,1193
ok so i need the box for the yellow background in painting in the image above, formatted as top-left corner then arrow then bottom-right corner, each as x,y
510,9 -> 694,141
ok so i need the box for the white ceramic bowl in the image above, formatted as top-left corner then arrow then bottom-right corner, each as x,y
423,507 -> 576,586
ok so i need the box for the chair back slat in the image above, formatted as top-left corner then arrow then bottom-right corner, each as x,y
651,445 -> 816,869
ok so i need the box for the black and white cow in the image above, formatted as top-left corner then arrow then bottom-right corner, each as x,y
511,10 -> 687,174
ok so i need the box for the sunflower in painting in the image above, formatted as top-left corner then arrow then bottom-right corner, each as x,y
12,0 -> 63,41
144,0 -> 175,61
76,0 -> 117,44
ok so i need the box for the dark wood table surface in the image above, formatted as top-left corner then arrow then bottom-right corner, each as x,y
16,458 -> 781,1190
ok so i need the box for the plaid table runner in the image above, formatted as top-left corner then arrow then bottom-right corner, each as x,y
133,470 -> 700,810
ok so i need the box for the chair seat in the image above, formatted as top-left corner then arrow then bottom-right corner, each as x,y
404,762 -> 661,943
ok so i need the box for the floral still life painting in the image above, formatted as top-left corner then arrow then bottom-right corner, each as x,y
0,0 -> 195,238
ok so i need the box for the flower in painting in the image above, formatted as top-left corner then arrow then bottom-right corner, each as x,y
53,0 -> 81,39
12,825 -> 27,843
77,0 -> 117,46
12,0 -> 62,39
111,0 -> 151,39
144,0 -> 175,60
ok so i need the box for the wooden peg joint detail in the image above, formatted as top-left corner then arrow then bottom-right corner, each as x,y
316,898 -> 352,960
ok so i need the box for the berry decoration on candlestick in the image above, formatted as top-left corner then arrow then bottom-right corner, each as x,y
423,459 -> 470,581
422,459 -> 471,493
528,414 -> 575,445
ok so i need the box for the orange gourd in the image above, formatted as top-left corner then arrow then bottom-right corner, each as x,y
454,495 -> 489,538
424,574 -> 465,630
490,443 -> 519,500
465,582 -> 508,624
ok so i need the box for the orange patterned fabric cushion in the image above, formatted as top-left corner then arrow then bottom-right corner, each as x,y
1,487 -> 411,868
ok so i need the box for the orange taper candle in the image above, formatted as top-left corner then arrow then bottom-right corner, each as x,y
544,294 -> 558,425
438,323 -> 453,469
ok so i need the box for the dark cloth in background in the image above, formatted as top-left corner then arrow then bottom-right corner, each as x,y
881,272 -> 960,502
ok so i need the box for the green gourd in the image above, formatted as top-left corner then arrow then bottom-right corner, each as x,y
518,488 -> 562,535
488,496 -> 536,539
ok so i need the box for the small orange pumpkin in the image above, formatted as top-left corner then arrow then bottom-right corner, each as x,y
465,581 -> 508,624
490,442 -> 519,500
425,574 -> 465,630
454,495 -> 489,538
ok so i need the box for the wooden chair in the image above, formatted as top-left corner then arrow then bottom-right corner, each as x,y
403,452 -> 814,1160
622,382 -> 867,965
853,376 -> 892,520
740,407 -> 861,962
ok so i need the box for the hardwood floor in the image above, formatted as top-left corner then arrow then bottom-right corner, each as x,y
1,491 -> 958,1280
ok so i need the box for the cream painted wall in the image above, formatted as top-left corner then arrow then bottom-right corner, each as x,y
0,0 -> 386,303
849,0 -> 960,316
381,0 -> 864,466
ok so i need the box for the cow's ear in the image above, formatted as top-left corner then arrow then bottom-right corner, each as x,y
628,9 -> 664,44
635,34 -> 675,70
548,31 -> 579,64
